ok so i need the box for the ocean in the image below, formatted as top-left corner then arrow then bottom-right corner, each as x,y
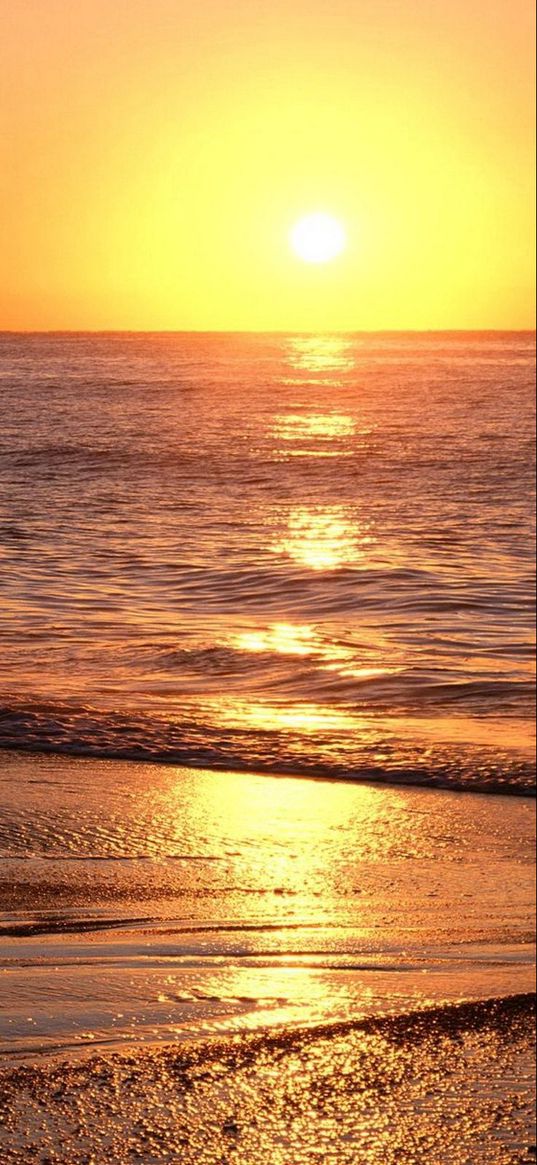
0,331 -> 535,792
0,333 -> 535,1128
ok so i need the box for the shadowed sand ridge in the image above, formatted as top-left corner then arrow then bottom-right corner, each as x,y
0,996 -> 535,1165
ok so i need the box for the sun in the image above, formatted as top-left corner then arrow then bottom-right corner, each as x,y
290,213 -> 347,264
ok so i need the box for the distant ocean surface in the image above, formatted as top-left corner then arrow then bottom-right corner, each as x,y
0,332 -> 535,794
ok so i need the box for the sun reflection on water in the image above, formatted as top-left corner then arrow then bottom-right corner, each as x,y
271,410 -> 370,459
231,622 -> 398,688
287,335 -> 357,373
218,699 -> 365,734
273,413 -> 357,441
234,623 -> 316,657
277,506 -> 374,571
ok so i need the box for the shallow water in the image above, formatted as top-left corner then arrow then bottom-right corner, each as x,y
0,331 -> 535,791
0,753 -> 534,1058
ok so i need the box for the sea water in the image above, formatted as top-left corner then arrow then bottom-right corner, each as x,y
0,331 -> 534,792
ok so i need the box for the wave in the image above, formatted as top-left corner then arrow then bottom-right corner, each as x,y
0,699 -> 534,796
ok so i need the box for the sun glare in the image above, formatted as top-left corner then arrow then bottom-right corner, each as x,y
290,213 -> 347,264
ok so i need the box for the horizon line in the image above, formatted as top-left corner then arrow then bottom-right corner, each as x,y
1,327 -> 536,337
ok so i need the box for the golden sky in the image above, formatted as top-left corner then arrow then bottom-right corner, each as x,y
1,0 -> 535,331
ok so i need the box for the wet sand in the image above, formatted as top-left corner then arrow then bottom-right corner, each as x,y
0,753 -> 535,1058
1,753 -> 535,1160
1,996 -> 535,1165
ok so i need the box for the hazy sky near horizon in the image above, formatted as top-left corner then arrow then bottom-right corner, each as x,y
1,0 -> 535,330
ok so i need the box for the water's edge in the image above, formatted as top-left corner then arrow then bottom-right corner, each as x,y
3,993 -> 534,1070
0,741 -> 534,797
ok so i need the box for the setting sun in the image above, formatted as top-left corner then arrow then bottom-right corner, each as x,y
290,213 -> 347,264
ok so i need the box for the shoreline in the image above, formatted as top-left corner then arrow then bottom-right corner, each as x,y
0,743 -> 535,798
1,994 -> 535,1165
3,991 -> 534,1069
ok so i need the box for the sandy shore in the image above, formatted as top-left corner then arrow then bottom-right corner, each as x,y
1,996 -> 535,1165
1,753 -> 535,1160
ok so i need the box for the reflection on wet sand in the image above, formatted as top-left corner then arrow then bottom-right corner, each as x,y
0,755 -> 534,1062
2,995 -> 534,1165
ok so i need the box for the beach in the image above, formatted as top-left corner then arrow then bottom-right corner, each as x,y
1,996 -> 535,1165
0,751 -> 535,1161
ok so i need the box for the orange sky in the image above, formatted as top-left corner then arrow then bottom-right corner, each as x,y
1,0 -> 535,331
